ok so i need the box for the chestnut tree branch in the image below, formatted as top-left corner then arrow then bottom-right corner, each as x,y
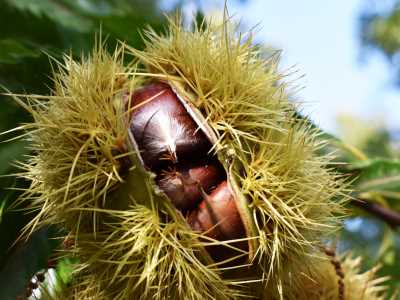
351,198 -> 400,228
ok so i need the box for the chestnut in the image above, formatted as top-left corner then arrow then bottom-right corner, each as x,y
128,83 -> 211,169
187,181 -> 248,261
157,163 -> 224,211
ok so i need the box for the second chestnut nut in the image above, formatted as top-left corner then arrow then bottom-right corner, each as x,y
157,164 -> 224,211
187,181 -> 246,242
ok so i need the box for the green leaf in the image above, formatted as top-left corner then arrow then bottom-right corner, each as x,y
0,39 -> 41,64
348,158 -> 400,193
5,0 -> 94,32
0,201 -> 5,224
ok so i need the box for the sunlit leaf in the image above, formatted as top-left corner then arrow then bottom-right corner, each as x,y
349,158 -> 400,193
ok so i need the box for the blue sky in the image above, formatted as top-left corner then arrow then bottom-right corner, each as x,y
162,0 -> 400,135
226,0 -> 400,134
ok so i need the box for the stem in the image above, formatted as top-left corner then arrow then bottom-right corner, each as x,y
351,198 -> 400,228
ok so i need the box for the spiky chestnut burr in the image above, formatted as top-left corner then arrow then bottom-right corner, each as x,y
9,14 -> 358,300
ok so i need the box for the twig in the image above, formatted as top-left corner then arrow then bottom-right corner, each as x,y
351,198 -> 400,228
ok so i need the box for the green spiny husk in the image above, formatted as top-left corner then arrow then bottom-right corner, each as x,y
7,12 -> 390,300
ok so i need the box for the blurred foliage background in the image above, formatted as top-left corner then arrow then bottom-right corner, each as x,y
361,0 -> 400,86
0,0 -> 399,299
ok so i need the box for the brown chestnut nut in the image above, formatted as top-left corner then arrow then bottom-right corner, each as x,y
187,181 -> 247,261
128,83 -> 211,169
157,163 -> 224,212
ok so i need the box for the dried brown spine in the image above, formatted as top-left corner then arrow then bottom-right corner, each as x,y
324,247 -> 345,300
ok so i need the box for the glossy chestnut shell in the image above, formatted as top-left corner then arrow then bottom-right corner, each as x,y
129,83 -> 210,169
